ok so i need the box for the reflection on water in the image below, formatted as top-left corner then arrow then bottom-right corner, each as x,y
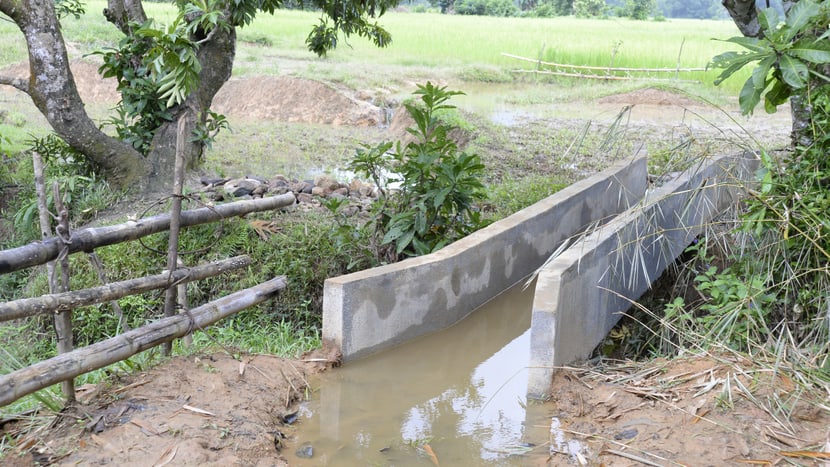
285,280 -> 550,465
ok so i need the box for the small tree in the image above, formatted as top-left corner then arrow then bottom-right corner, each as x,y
573,0 -> 606,18
623,0 -> 654,19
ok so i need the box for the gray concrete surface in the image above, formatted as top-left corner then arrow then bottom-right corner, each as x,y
526,153 -> 758,398
323,156 -> 648,361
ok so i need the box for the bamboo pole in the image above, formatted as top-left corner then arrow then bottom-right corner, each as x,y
501,52 -> 707,73
162,115 -> 187,356
0,276 -> 287,408
0,192 -> 296,274
0,255 -> 252,322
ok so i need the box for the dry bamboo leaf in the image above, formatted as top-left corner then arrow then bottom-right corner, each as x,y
182,405 -> 216,416
779,450 -> 830,460
734,459 -> 772,465
600,449 -> 662,467
153,444 -> 179,467
130,419 -> 160,436
239,361 -> 246,377
422,444 -> 440,466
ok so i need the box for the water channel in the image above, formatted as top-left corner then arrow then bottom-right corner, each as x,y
284,279 -> 558,466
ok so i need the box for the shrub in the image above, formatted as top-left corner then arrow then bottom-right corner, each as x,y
347,82 -> 488,260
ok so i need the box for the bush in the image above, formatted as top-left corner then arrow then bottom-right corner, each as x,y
346,82 -> 488,260
455,0 -> 519,16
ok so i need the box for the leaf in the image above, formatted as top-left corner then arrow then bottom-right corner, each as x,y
153,444 -> 179,467
779,55 -> 809,89
783,0 -> 821,41
738,77 -> 762,115
758,8 -> 781,35
788,44 -> 830,64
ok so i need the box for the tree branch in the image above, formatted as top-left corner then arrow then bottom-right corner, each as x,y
104,0 -> 147,35
0,74 -> 29,93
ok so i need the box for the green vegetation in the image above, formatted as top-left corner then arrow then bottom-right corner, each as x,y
346,82 -> 488,259
604,1 -> 830,391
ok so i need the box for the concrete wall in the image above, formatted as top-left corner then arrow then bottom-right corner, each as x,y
526,153 -> 758,398
323,156 -> 648,361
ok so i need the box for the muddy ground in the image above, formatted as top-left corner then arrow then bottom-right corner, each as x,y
1,60 -> 828,466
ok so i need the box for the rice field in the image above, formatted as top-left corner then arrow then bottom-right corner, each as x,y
0,4 -> 750,94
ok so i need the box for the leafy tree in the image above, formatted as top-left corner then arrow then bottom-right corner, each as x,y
573,0 -> 606,18
0,0 -> 399,192
657,0 -> 721,19
622,0 -> 654,19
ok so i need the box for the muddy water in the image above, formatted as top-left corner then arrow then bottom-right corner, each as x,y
284,280 -> 555,466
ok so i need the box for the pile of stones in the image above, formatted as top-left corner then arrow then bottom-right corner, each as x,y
200,174 -> 378,212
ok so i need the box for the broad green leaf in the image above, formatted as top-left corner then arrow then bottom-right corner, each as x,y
789,43 -> 830,64
720,36 -> 765,53
758,8 -> 781,35
395,229 -> 415,254
738,77 -> 762,115
751,55 -> 775,90
764,79 -> 791,112
779,54 -> 809,88
783,0 -> 821,42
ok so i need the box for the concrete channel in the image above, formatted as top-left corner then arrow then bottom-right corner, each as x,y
323,155 -> 648,361
322,151 -> 756,396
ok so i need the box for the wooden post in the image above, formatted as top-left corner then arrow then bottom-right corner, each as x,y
162,114 -> 188,355
52,181 -> 75,403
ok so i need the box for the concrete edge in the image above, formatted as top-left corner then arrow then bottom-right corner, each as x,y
323,155 -> 650,362
527,152 -> 759,398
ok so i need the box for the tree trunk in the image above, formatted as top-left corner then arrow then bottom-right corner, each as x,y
0,0 -> 148,190
143,26 -> 237,193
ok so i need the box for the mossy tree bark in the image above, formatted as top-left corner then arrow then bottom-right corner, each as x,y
0,0 -> 148,190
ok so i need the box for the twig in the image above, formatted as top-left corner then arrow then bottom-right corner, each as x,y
601,448 -> 666,467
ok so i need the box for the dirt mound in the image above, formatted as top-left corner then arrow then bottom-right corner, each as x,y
0,60 -> 120,104
3,350 -> 338,466
599,87 -> 704,107
2,61 -> 382,126
213,76 -> 382,126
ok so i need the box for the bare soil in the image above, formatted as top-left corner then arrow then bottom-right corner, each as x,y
3,61 -> 827,466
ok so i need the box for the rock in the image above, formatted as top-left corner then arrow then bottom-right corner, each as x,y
224,178 -> 262,197
296,193 -> 314,204
332,187 -> 349,197
200,176 -> 228,187
311,186 -> 328,197
301,180 -> 314,194
269,185 -> 291,195
295,443 -> 313,459
358,185 -> 375,197
314,175 -> 340,191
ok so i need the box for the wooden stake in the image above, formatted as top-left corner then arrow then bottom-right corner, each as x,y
162,114 -> 188,355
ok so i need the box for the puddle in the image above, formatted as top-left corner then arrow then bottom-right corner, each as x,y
285,279 -> 554,465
